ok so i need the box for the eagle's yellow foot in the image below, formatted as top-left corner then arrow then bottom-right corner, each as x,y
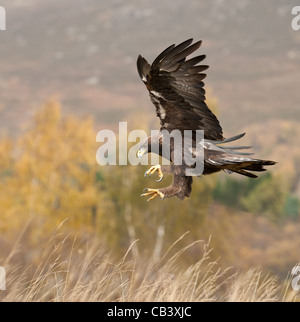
141,188 -> 165,201
144,165 -> 164,182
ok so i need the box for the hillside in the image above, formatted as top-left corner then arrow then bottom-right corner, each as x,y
0,0 -> 299,135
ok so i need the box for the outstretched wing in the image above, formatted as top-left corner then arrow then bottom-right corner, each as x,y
137,38 -> 223,140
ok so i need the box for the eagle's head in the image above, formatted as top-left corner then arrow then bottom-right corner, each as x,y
137,147 -> 147,159
137,132 -> 162,159
137,136 -> 149,159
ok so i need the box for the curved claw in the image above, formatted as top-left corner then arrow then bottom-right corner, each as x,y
155,176 -> 163,182
144,170 -> 150,178
141,188 -> 165,201
144,165 -> 164,182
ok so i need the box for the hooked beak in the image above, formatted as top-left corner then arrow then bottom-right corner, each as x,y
137,147 -> 147,159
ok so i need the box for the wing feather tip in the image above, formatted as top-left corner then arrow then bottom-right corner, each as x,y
137,55 -> 150,82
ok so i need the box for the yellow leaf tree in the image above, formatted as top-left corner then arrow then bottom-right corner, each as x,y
0,100 -> 107,240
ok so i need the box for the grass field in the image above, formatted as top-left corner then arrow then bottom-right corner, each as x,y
1,229 -> 298,302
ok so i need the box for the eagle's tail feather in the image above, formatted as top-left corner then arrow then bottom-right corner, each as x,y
229,169 -> 259,178
226,159 -> 276,178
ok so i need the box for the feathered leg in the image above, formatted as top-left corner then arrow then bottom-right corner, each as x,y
141,166 -> 193,201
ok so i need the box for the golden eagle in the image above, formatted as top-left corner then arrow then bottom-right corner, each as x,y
137,39 -> 275,201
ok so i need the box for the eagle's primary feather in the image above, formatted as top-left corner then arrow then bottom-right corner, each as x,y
137,38 -> 223,140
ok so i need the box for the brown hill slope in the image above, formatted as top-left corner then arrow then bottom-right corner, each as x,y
0,0 -> 299,134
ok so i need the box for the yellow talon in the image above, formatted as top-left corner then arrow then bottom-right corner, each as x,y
144,165 -> 164,182
141,188 -> 165,201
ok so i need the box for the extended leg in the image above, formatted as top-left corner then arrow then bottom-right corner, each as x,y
141,174 -> 192,201
141,188 -> 165,201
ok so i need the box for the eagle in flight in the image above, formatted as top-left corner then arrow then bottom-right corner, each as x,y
136,39 -> 276,201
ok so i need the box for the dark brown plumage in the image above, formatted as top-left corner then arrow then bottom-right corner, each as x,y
137,39 -> 276,201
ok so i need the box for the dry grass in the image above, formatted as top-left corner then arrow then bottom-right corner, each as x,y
0,230 -> 299,302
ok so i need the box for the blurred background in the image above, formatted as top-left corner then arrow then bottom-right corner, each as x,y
0,0 -> 300,287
